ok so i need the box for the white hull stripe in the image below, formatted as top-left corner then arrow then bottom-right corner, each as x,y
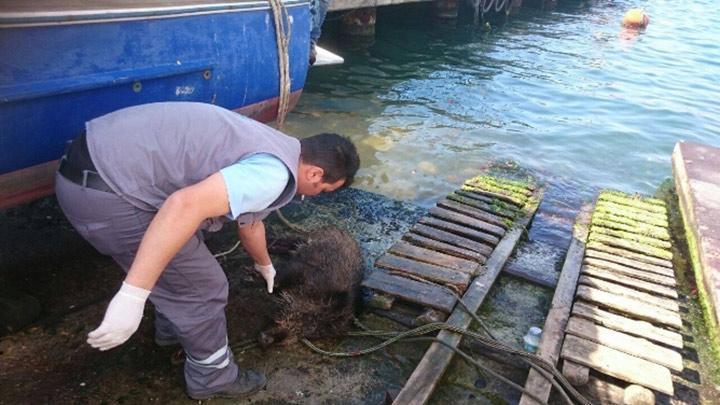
0,0 -> 309,28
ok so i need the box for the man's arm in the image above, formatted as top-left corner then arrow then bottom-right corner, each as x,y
88,172 -> 230,350
237,221 -> 271,266
124,172 -> 231,289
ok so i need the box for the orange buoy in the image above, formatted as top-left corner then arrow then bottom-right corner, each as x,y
622,9 -> 650,29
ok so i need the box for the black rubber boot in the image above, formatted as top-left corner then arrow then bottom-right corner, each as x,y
188,369 -> 267,400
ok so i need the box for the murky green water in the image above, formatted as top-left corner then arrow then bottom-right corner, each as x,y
286,0 -> 719,209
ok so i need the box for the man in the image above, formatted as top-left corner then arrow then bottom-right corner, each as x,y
54,102 -> 360,400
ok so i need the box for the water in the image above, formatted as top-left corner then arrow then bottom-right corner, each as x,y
285,0 -> 720,213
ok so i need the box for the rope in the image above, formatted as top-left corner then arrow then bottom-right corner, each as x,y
268,0 -> 292,127
301,314 -> 593,405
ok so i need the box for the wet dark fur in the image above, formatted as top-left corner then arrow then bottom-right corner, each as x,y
259,226 -> 363,347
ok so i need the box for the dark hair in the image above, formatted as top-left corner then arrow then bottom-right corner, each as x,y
300,133 -> 360,188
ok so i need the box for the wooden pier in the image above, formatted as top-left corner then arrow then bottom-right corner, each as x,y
521,190 -> 687,404
362,173 -> 543,403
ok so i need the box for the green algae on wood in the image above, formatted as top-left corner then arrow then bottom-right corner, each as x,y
461,184 -> 527,208
448,192 -> 517,219
590,226 -> 672,250
588,232 -> 674,261
594,203 -> 669,228
598,191 -> 668,215
601,190 -> 666,207
591,211 -> 670,240
465,175 -> 533,197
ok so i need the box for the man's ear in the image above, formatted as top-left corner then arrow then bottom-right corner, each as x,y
307,165 -> 325,182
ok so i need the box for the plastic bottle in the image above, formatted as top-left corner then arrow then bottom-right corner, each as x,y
523,326 -> 542,353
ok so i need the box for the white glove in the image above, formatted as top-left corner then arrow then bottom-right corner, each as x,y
87,282 -> 150,351
254,263 -> 276,293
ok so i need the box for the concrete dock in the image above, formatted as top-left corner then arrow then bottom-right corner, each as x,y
673,141 -> 720,344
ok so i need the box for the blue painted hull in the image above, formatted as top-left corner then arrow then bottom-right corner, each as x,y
0,1 -> 311,207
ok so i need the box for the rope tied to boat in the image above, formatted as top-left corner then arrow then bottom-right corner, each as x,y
268,0 -> 292,127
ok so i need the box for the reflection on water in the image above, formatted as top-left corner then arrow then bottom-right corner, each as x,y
285,0 -> 719,209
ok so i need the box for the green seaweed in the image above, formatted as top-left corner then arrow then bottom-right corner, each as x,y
594,203 -> 669,228
598,190 -> 668,214
461,184 -> 527,208
602,189 -> 666,207
591,211 -> 670,240
588,232 -> 674,261
449,192 -> 518,219
465,175 -> 532,196
589,225 -> 672,250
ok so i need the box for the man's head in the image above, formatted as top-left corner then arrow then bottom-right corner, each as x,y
297,133 -> 360,197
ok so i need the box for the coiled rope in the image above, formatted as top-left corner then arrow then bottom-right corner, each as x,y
268,0 -> 292,127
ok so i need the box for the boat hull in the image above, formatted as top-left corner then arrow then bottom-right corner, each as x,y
0,1 -> 311,209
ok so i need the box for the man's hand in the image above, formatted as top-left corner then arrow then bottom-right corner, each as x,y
87,282 -> 150,351
254,263 -> 276,293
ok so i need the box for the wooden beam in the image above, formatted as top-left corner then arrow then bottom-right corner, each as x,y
584,256 -> 674,278
562,360 -> 589,386
437,199 -> 508,228
329,0 -> 431,12
428,206 -> 506,237
577,275 -> 679,312
582,263 -> 676,287
572,301 -> 683,349
418,216 -> 500,246
375,254 -> 471,292
410,224 -> 493,257
581,265 -> 678,299
393,188 -> 542,405
575,285 -> 682,329
585,248 -> 675,277
362,271 -> 457,313
585,242 -> 673,268
561,335 -> 674,395
389,240 -> 479,274
402,233 -> 487,263
565,317 -> 683,371
519,207 -> 589,405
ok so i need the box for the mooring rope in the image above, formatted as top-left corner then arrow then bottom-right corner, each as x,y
301,309 -> 593,405
268,0 -> 292,127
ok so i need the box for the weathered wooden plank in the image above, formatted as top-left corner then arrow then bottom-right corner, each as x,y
461,184 -> 527,207
591,226 -> 672,250
465,175 -> 534,196
561,335 -> 674,395
562,360 -> 589,386
447,193 -> 516,219
389,240 -> 478,275
519,207 -> 589,405
437,199 -> 508,228
582,263 -> 676,287
418,216 -> 500,246
577,275 -> 679,312
376,254 -> 471,292
361,271 -> 457,313
597,192 -> 668,215
402,233 -> 487,263
585,255 -> 675,278
410,224 -> 494,257
583,375 -> 626,405
582,265 -> 678,299
588,233 -> 673,261
624,385 -> 656,405
572,301 -> 683,349
394,187 -> 542,405
576,285 -> 682,329
585,249 -> 676,277
585,242 -> 673,269
565,317 -> 683,371
591,211 -> 670,240
428,206 -> 506,237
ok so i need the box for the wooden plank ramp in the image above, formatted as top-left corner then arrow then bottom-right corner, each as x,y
521,190 -> 685,404
362,175 -> 543,404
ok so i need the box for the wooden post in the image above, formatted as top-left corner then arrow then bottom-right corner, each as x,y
519,207 -> 590,405
433,0 -> 458,19
340,7 -> 377,37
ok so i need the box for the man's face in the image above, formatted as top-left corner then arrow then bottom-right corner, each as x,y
296,162 -> 345,197
297,177 -> 345,197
